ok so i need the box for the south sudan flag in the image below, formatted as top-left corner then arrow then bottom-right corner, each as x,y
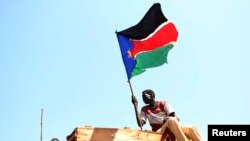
116,3 -> 178,79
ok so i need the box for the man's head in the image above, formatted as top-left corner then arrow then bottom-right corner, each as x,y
142,89 -> 155,104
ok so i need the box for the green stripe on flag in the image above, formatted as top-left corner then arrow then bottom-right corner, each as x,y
131,44 -> 174,78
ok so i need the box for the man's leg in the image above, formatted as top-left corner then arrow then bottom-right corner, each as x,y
159,127 -> 176,141
166,117 -> 189,141
181,125 -> 204,141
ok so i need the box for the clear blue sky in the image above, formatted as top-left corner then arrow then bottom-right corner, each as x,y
1,0 -> 250,141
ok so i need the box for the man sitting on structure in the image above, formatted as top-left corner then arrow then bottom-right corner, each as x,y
131,89 -> 204,141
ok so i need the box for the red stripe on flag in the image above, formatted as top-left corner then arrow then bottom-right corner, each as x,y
131,22 -> 178,57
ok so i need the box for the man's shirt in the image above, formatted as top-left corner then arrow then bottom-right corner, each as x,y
140,100 -> 174,131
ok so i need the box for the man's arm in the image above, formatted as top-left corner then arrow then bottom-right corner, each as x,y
169,112 -> 176,117
131,95 -> 145,127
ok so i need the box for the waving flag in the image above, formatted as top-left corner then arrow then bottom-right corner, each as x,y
116,3 -> 178,80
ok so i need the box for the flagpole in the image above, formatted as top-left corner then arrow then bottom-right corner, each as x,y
128,79 -> 143,130
41,108 -> 43,141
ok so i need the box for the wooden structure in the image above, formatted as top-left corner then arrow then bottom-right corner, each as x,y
67,126 -> 166,141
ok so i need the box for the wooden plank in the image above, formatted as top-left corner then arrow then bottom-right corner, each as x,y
67,126 -> 163,141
